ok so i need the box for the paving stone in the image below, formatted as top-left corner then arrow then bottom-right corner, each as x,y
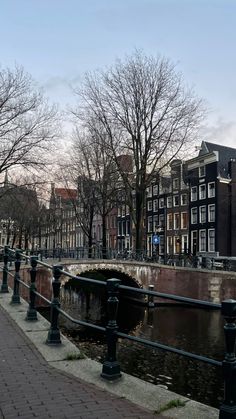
0,306 -> 162,418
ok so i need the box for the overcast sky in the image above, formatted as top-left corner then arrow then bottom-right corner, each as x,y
1,0 -> 236,146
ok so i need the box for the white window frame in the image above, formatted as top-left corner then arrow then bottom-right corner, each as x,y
147,200 -> 152,211
153,215 -> 158,231
159,198 -> 165,208
173,195 -> 179,207
191,186 -> 197,201
148,216 -> 153,233
181,212 -> 187,229
199,165 -> 206,178
153,185 -> 158,196
167,196 -> 172,208
167,214 -> 172,230
174,213 -> 180,230
199,229 -> 206,252
181,194 -> 187,206
191,230 -> 197,253
173,178 -> 179,190
191,207 -> 197,224
208,229 -> 215,252
199,184 -> 206,200
208,204 -> 215,222
199,205 -> 206,224
153,199 -> 158,212
208,182 -> 215,198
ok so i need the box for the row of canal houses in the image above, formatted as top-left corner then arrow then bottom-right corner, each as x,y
41,141 -> 236,260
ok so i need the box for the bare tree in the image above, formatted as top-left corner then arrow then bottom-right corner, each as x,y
0,65 -> 58,176
72,125 -> 120,258
73,50 -> 204,252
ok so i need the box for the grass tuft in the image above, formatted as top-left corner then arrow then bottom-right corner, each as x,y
154,399 -> 186,414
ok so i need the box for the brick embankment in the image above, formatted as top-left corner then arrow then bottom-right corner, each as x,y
0,305 -> 166,419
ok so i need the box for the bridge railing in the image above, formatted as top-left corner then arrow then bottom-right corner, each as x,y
0,244 -> 235,418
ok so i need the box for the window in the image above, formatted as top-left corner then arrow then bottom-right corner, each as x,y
199,230 -> 206,252
167,236 -> 173,254
153,185 -> 158,196
199,206 -> 206,223
199,165 -> 206,177
191,231 -> 197,254
148,216 -> 153,233
146,187 -> 152,198
181,194 -> 187,206
181,212 -> 187,229
174,213 -> 180,229
173,195 -> 179,207
199,184 -> 206,200
159,214 -> 164,228
147,200 -> 152,211
153,199 -> 158,212
153,215 -> 158,231
173,178 -> 179,190
167,214 -> 173,230
159,198 -> 165,208
191,186 -> 197,201
208,182 -> 215,198
174,236 -> 181,254
208,229 -> 215,252
208,204 -> 215,222
182,235 -> 188,254
167,196 -> 172,208
191,207 -> 197,224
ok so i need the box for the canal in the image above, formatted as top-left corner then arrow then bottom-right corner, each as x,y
50,285 -> 225,409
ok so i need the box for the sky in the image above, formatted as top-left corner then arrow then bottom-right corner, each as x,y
0,0 -> 236,147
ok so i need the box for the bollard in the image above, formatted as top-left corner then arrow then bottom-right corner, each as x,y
46,265 -> 63,345
26,256 -> 38,321
220,299 -> 236,418
11,250 -> 21,304
101,278 -> 121,381
148,284 -> 155,307
1,245 -> 10,293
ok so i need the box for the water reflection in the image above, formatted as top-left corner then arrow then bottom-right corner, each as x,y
59,287 -> 224,408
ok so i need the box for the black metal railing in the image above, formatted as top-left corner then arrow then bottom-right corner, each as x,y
0,244 -> 236,418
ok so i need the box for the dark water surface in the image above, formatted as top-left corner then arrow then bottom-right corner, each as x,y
57,288 -> 225,408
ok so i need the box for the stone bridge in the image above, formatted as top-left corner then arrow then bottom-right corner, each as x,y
61,259 -> 236,304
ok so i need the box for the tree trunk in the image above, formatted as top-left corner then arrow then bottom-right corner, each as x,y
102,214 -> 107,259
135,190 -> 145,257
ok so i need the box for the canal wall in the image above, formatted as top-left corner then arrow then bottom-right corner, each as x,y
63,260 -> 236,304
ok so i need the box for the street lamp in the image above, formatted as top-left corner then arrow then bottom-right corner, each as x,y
152,226 -> 162,263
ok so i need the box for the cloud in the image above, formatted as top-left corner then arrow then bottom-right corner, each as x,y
201,117 -> 236,148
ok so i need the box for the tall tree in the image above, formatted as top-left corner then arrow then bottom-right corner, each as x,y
0,65 -> 58,176
74,51 -> 204,252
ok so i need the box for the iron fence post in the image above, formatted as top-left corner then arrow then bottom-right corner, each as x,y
46,264 -> 63,345
1,245 -> 9,293
26,256 -> 38,321
220,299 -> 236,418
11,250 -> 21,304
101,278 -> 121,380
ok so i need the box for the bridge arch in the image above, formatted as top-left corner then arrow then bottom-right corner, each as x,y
62,268 -> 144,303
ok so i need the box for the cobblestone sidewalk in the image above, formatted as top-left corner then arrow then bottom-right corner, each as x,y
0,305 -> 168,419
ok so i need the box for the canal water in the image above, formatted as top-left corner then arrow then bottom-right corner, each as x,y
57,287 -> 224,409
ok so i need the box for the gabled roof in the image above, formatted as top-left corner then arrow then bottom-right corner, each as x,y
199,141 -> 236,177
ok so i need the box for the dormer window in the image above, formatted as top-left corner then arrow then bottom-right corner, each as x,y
199,165 -> 206,178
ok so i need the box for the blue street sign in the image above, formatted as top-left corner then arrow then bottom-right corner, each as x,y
153,235 -> 160,245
